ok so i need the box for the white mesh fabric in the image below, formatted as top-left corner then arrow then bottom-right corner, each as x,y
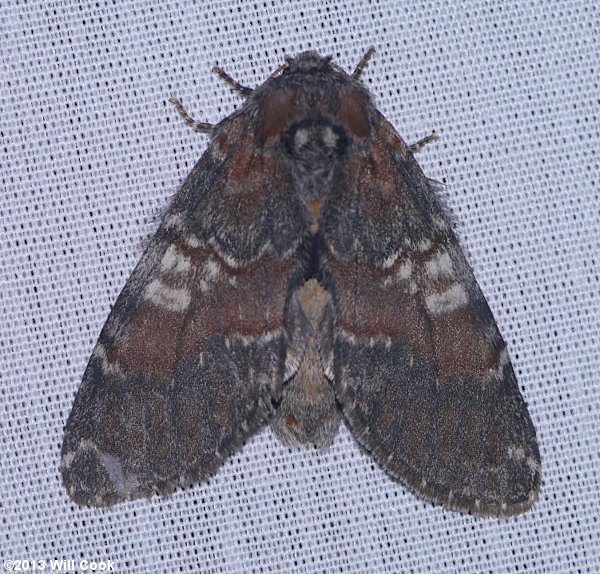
1,1 -> 599,572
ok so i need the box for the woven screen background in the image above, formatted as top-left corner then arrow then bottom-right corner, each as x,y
2,1 -> 598,572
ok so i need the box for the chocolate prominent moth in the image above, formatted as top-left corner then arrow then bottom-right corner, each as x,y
61,49 -> 541,516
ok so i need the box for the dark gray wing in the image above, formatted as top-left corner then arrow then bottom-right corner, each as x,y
61,114 -> 305,506
322,114 -> 541,516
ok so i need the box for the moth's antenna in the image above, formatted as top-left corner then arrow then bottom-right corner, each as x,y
212,66 -> 254,97
213,57 -> 289,96
352,46 -> 376,80
265,61 -> 289,82
168,96 -> 213,134
409,131 -> 439,154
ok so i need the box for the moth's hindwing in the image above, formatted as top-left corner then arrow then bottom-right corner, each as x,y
61,113 -> 305,506
322,112 -> 541,516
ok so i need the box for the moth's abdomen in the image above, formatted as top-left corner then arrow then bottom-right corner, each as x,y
274,279 -> 338,448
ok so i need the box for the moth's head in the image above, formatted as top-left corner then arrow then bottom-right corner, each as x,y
284,52 -> 334,75
253,49 -> 374,147
280,48 -> 375,83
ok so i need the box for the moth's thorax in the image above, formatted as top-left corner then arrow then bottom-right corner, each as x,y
253,62 -> 372,231
281,115 -> 348,211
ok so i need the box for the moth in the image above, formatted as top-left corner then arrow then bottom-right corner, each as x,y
61,48 -> 541,516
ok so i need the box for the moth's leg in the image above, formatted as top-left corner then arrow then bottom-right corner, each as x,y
409,131 -> 439,154
352,46 -> 376,80
212,66 -> 254,97
168,97 -> 214,134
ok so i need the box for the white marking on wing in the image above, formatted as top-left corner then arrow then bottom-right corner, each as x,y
382,251 -> 399,269
199,258 -> 221,292
204,258 -> 220,279
433,216 -> 450,231
425,284 -> 468,315
424,250 -> 454,279
417,238 -> 432,251
99,451 -> 140,498
398,260 -> 413,280
338,328 -> 357,344
61,439 -> 97,470
487,347 -> 510,380
61,450 -> 76,470
207,236 -> 270,268
160,244 -> 192,274
164,213 -> 185,231
527,456 -> 541,474
92,342 -> 125,378
144,279 -> 191,312
230,329 -> 281,347
507,445 -> 526,461
183,233 -> 202,248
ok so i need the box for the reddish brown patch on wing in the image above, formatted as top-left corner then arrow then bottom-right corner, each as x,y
256,88 -> 296,145
330,257 -> 392,335
361,132 -> 400,209
221,129 -> 278,189
375,111 -> 411,159
430,308 -> 498,384
108,236 -> 295,381
336,89 -> 370,139
110,304 -> 182,380
410,243 -> 499,383
213,115 -> 249,157
173,247 -> 294,361
332,134 -> 402,240
330,257 -> 434,359
330,253 -> 499,378
214,129 -> 289,229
